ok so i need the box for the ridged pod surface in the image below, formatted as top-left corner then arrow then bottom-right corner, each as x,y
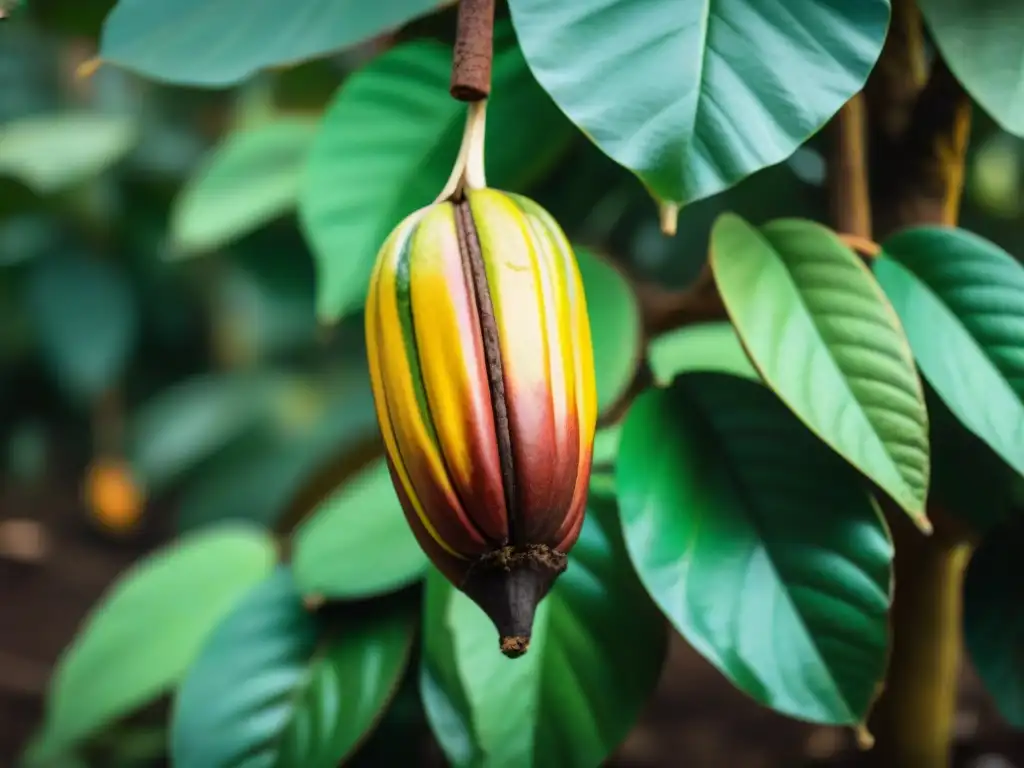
365,186 -> 597,656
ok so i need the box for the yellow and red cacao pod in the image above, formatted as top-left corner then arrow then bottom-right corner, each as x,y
365,185 -> 597,657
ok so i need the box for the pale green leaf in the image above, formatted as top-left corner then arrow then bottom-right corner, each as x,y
711,214 -> 930,526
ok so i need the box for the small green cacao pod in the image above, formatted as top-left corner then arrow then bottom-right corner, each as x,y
365,184 -> 598,657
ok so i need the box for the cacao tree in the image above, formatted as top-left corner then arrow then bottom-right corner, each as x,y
7,0 -> 1024,766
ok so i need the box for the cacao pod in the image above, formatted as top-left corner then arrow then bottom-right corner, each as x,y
365,106 -> 597,656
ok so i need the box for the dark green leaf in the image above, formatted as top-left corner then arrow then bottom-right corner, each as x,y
171,118 -> 318,253
617,373 -> 892,725
927,384 -> 1015,535
875,227 -> 1024,478
421,498 -> 666,767
26,251 -> 138,401
299,32 -> 575,322
0,113 -> 136,193
507,0 -> 889,207
576,246 -> 641,415
293,458 -> 426,598
712,215 -> 930,526
648,321 -> 758,386
30,524 -> 277,761
99,0 -> 440,87
918,0 -> 1024,136
964,519 -> 1024,728
171,567 -> 416,767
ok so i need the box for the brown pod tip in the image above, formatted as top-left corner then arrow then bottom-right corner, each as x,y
461,544 -> 567,658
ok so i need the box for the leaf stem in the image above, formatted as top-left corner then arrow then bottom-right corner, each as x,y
450,0 -> 495,102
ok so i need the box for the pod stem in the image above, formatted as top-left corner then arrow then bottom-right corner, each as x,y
450,0 -> 495,102
436,99 -> 488,203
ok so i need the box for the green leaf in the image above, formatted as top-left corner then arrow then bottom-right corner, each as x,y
0,113 -> 136,193
918,0 -> 1024,136
26,251 -> 138,400
711,214 -> 930,526
648,321 -> 759,386
99,0 -> 440,87
576,246 -> 641,415
292,458 -> 426,598
127,371 -> 296,492
507,0 -> 889,206
171,567 -> 415,767
964,519 -> 1024,728
31,524 -> 277,761
616,372 -> 892,725
421,498 -> 666,767
175,369 -> 380,532
874,227 -> 1024,480
171,119 -> 318,253
299,33 -> 575,322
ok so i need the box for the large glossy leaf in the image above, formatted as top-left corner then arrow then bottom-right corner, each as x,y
26,251 -> 138,400
711,214 -> 930,526
507,0 -> 889,208
421,498 -> 666,767
617,373 -> 893,725
299,33 -> 575,322
171,567 -> 415,767
964,519 -> 1024,728
875,227 -> 1024,478
99,0 -> 439,87
576,246 -> 642,415
648,321 -> 759,386
29,524 -> 277,761
171,119 -> 318,253
293,458 -> 426,599
918,0 -> 1024,136
0,113 -> 136,193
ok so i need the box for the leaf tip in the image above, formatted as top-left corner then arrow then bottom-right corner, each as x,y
76,57 -> 104,80
914,513 -> 934,536
658,202 -> 679,236
854,723 -> 875,751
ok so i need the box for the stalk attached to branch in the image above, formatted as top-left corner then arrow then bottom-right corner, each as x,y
450,0 -> 496,102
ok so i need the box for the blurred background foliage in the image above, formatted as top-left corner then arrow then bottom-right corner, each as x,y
4,0 -> 1024,766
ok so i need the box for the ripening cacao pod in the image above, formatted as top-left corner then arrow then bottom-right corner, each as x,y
365,102 -> 597,657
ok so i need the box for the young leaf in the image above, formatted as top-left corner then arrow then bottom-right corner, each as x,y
648,321 -> 759,386
171,119 -> 319,254
507,0 -> 889,209
30,524 -> 277,762
299,33 -> 575,322
0,113 -> 137,193
963,520 -> 1024,728
576,246 -> 642,416
26,251 -> 138,401
711,214 -> 930,527
918,0 -> 1024,136
171,567 -> 416,767
875,227 -> 1024,480
421,498 -> 667,767
617,373 -> 893,726
99,0 -> 440,87
293,458 -> 427,599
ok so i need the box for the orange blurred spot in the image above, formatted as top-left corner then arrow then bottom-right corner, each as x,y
84,459 -> 144,533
